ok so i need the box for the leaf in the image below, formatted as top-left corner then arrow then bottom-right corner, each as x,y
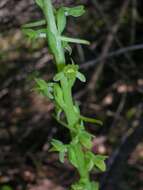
22,28 -> 46,40
64,5 -> 85,17
79,131 -> 93,149
53,72 -> 64,81
71,135 -> 79,144
57,8 -> 67,34
80,115 -> 103,126
68,146 -> 79,168
22,28 -> 37,39
35,78 -> 47,88
35,0 -> 43,9
54,84 -> 65,108
59,150 -> 66,163
51,139 -> 65,152
59,36 -> 90,45
56,107 -> 62,120
94,155 -> 107,172
51,139 -> 67,163
76,71 -> 86,82
85,152 -> 95,171
35,79 -> 54,99
73,104 -> 80,115
68,144 -> 86,172
85,152 -> 107,172
22,19 -> 46,28
86,158 -> 94,172
47,30 -> 58,55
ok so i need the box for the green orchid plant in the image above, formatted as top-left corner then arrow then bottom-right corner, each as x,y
22,0 -> 107,189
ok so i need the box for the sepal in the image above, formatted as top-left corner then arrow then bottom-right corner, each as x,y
64,5 -> 85,17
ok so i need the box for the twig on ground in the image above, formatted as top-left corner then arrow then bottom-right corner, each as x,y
88,0 -> 130,96
100,104 -> 143,190
80,43 -> 143,70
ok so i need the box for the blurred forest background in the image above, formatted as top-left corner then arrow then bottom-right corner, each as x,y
0,0 -> 143,190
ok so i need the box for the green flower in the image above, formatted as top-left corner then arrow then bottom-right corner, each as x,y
54,64 -> 86,83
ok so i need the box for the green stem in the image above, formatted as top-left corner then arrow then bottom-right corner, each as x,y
42,0 -> 57,33
43,0 -> 65,71
75,144 -> 89,179
60,79 -> 90,181
60,77 -> 78,127
42,0 -> 92,188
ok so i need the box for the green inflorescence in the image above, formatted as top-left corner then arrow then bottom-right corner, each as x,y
22,0 -> 107,189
